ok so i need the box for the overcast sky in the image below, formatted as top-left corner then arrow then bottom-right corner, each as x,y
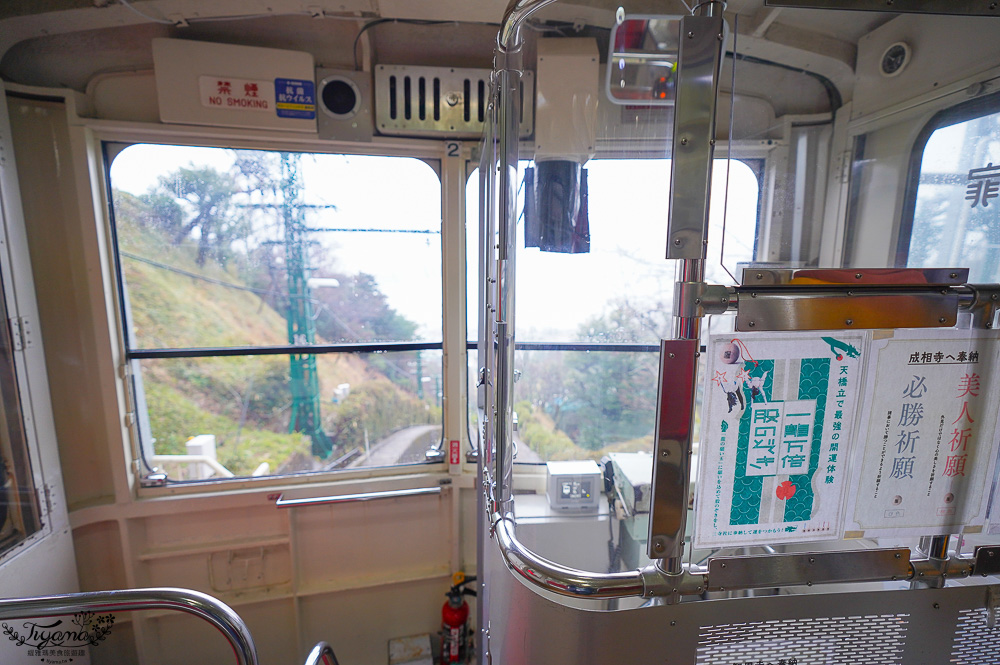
111,145 -> 757,343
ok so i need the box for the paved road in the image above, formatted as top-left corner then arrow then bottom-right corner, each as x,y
512,431 -> 543,463
346,424 -> 541,468
349,424 -> 442,467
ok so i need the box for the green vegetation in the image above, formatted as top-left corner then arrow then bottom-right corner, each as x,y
512,300 -> 667,459
328,383 -> 441,454
313,272 -> 418,344
145,381 -> 311,476
112,151 -> 438,478
115,149 -> 669,472
515,400 -> 653,462
514,400 -> 576,460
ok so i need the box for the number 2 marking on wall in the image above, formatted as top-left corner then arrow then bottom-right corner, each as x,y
446,142 -> 460,157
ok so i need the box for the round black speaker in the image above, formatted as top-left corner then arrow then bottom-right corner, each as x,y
880,42 -> 911,78
320,76 -> 361,119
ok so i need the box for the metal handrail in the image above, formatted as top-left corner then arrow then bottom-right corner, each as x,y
304,641 -> 340,665
493,515 -> 646,598
485,0 -> 653,602
498,0 -> 558,51
494,510 -> 994,599
0,587 -> 258,665
275,486 -> 442,508
485,0 -> 1000,605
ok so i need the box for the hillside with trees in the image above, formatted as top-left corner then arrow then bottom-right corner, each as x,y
112,149 -> 440,478
114,146 -> 676,475
511,300 -> 671,461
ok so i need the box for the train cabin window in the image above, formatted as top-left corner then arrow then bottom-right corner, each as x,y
107,144 -> 443,483
467,158 -> 759,464
0,273 -> 42,558
900,92 -> 1000,282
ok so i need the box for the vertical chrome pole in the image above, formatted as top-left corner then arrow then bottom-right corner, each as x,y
648,1 -> 726,575
493,57 -> 520,516
487,0 -> 557,516
475,91 -> 496,665
480,82 -> 498,514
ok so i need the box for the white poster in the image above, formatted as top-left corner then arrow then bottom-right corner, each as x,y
844,329 -> 1000,537
694,331 -> 868,548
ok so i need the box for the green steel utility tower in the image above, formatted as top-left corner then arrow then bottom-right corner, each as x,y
280,153 -> 333,458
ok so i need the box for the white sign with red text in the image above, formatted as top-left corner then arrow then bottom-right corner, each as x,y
844,329 -> 1000,537
199,76 -> 273,112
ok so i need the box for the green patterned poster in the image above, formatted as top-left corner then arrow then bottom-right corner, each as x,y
694,331 -> 868,548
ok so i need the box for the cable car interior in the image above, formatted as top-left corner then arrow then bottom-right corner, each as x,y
1,0 -> 1000,663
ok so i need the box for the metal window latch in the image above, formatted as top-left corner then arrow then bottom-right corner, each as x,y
140,472 -> 168,487
424,446 -> 446,462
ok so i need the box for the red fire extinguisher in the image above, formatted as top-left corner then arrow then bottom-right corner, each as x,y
440,572 -> 476,664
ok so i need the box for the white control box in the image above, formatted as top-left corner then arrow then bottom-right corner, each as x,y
545,460 -> 602,513
608,451 -> 653,514
534,38 -> 599,164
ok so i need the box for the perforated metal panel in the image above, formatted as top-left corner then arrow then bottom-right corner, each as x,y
484,533 -> 1000,665
696,614 -> 909,665
951,608 -> 1000,664
374,65 -> 533,138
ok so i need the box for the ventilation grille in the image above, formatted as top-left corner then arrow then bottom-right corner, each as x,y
951,608 -> 1000,664
374,65 -> 533,138
696,614 -> 909,665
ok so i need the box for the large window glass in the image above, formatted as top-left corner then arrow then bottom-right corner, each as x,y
902,93 -> 1000,282
109,145 -> 443,482
0,271 -> 41,556
467,158 -> 759,463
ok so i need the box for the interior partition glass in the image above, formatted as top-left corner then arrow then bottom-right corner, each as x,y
469,156 -> 758,467
109,144 -> 443,482
471,6 -> 767,591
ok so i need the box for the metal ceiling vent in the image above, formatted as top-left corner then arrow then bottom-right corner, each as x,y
374,65 -> 534,138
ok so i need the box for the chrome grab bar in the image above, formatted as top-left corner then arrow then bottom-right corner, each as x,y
492,515 -> 647,599
485,0 -> 1000,605
275,486 -> 442,508
0,587 -> 257,665
494,510 -> 985,599
498,0 -> 558,50
304,641 -> 339,665
484,0 -> 654,602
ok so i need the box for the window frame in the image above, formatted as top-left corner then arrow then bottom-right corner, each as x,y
465,154 -> 763,466
0,267 -> 43,558
894,90 -> 1000,269
103,139 -> 450,488
0,90 -> 77,577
